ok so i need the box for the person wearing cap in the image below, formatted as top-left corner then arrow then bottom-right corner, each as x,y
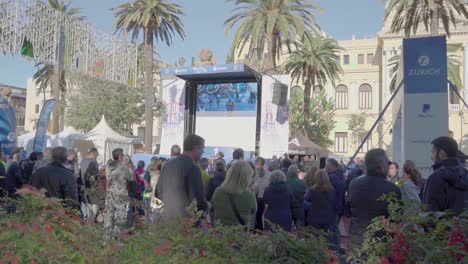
423,137 -> 468,215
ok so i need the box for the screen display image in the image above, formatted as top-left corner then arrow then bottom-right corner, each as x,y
196,82 -> 258,114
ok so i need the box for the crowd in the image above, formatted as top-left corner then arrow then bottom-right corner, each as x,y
0,134 -> 467,257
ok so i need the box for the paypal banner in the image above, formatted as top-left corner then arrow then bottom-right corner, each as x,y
0,95 -> 17,156
402,36 -> 448,178
33,99 -> 56,153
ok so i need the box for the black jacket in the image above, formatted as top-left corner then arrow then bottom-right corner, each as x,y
6,161 -> 26,197
205,171 -> 226,202
30,162 -> 78,208
423,159 -> 468,215
306,188 -> 336,226
0,161 -> 6,197
348,173 -> 401,247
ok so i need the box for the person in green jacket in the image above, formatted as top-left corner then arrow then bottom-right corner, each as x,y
212,160 -> 257,228
286,165 -> 306,234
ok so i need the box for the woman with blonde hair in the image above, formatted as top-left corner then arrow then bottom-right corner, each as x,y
212,160 -> 257,227
305,169 -> 336,248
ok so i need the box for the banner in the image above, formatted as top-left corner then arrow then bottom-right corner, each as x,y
402,36 -> 448,178
161,64 -> 245,76
259,75 -> 291,158
0,95 -> 17,156
33,99 -> 56,153
159,79 -> 186,155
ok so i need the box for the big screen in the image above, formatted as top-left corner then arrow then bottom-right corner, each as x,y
195,82 -> 258,151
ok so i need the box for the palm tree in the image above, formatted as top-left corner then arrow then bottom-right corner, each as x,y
113,0 -> 185,153
282,34 -> 343,140
384,0 -> 468,37
34,0 -> 85,132
225,0 -> 320,70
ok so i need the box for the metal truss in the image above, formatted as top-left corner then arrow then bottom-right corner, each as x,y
0,0 -> 137,86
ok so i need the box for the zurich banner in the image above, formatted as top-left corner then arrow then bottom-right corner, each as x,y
33,99 -> 56,153
0,95 -> 17,156
402,36 -> 448,178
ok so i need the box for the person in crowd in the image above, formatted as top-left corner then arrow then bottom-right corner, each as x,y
6,153 -> 26,202
282,158 -> 292,175
0,149 -> 7,197
144,158 -> 165,222
66,149 -> 79,176
212,160 -> 256,227
325,158 -> 346,248
346,166 -> 364,189
387,161 -> 399,184
251,157 -> 270,230
21,151 -> 41,183
263,170 -> 293,232
423,137 -> 468,215
319,157 -> 327,169
199,157 -> 210,188
306,169 -> 337,248
269,155 -> 281,171
33,147 -> 53,175
206,160 -> 227,202
400,160 -> 422,216
31,147 -> 78,209
104,148 -> 133,239
122,155 -> 137,198
135,160 -> 145,200
170,145 -> 181,159
303,166 -> 319,225
216,152 -> 226,164
302,156 -> 313,173
155,134 -> 207,220
292,155 -> 300,166
286,165 -> 306,234
79,147 -> 100,222
348,149 -> 401,256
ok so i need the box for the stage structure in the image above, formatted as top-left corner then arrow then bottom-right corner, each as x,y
0,0 -> 137,86
159,64 -> 291,160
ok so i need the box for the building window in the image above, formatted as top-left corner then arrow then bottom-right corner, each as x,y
359,137 -> 372,153
358,54 -> 364,64
335,84 -> 348,109
35,104 -> 40,113
335,55 -> 340,65
343,55 -> 350,65
334,132 -> 348,153
367,53 -> 374,64
359,84 -> 372,109
137,127 -> 145,138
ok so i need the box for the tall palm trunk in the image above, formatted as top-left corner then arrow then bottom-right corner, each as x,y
303,75 -> 314,139
268,35 -> 277,71
143,27 -> 154,153
51,66 -> 60,134
430,3 -> 440,35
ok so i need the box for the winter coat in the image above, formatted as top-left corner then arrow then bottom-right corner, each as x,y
205,171 -> 226,202
328,169 -> 346,217
252,168 -> 270,199
212,187 -> 257,226
33,158 -> 51,175
155,155 -> 206,220
423,159 -> 468,215
21,160 -> 35,183
30,162 -> 78,208
263,182 -> 293,232
105,160 -> 133,197
400,179 -> 421,216
286,174 -> 306,210
6,161 -> 26,197
348,173 -> 401,251
306,187 -> 337,226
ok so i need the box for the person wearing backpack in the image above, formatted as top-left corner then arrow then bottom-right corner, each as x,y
423,137 -> 468,215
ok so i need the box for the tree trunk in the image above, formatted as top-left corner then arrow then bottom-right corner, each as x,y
303,75 -> 313,140
51,65 -> 60,134
268,35 -> 276,71
430,3 -> 439,35
143,28 -> 154,154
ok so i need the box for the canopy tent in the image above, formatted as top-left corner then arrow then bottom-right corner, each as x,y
50,127 -> 84,150
84,116 -> 132,163
288,133 -> 328,157
17,130 -> 53,155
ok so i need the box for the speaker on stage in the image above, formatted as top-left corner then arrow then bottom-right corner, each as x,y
272,81 -> 288,106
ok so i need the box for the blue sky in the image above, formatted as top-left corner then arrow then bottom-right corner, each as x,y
0,0 -> 385,88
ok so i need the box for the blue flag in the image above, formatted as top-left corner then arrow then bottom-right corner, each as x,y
0,95 -> 17,156
33,99 -> 56,153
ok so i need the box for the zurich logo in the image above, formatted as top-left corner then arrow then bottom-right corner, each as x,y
422,104 -> 431,113
418,56 -> 430,67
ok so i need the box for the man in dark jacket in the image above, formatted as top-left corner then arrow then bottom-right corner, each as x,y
325,158 -> 346,250
348,149 -> 401,256
30,147 -> 78,209
423,137 -> 468,215
155,134 -> 207,220
205,159 -> 226,225
286,165 -> 306,233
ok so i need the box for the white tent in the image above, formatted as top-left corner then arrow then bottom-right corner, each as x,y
17,130 -> 53,155
50,127 -> 84,150
84,116 -> 133,163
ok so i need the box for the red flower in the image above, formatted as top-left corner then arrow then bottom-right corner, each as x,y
390,233 -> 409,264
44,224 -> 54,233
199,249 -> 205,257
448,223 -> 468,262
325,250 -> 338,264
380,257 -> 391,264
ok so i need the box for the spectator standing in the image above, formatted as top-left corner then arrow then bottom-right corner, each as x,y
263,170 -> 293,232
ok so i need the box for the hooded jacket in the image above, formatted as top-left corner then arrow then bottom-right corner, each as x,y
423,159 -> 468,215
106,160 -> 133,197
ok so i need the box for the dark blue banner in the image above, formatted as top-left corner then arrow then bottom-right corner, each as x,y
161,64 -> 245,76
33,99 -> 56,153
403,36 -> 447,94
0,95 -> 17,156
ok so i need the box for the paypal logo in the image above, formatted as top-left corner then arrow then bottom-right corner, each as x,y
422,104 -> 431,113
